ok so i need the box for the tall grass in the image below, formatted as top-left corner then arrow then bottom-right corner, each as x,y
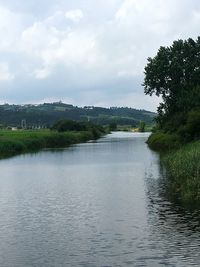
163,141 -> 200,203
0,129 -> 100,158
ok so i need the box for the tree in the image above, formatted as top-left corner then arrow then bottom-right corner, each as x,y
143,37 -> 200,130
109,122 -> 117,131
51,120 -> 87,132
138,121 -> 145,132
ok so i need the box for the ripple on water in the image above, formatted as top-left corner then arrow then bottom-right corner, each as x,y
0,132 -> 199,266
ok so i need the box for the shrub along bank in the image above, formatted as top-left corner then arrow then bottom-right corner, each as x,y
147,131 -> 200,203
147,132 -> 181,151
0,122 -> 105,158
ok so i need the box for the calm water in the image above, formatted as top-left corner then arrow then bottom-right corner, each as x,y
0,132 -> 200,267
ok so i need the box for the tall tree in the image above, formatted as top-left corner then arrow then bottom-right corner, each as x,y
143,37 -> 200,129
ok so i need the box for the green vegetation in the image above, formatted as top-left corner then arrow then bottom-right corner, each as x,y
144,125 -> 154,132
163,141 -> 200,203
52,120 -> 105,139
144,37 -> 200,204
109,123 -> 153,132
147,132 -> 181,151
109,122 -> 117,131
144,37 -> 200,143
0,102 -> 155,128
138,121 -> 146,132
0,121 -> 105,158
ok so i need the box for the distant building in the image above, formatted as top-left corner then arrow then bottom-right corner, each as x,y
11,127 -> 18,131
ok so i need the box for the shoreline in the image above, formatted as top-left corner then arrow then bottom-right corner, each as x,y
147,132 -> 200,204
0,129 -> 105,160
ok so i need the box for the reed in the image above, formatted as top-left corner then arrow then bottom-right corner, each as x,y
163,141 -> 200,203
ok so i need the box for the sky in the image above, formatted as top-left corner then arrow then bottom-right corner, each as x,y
0,0 -> 199,111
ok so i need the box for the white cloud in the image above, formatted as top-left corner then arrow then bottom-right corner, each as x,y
0,0 -> 199,110
0,6 -> 23,52
65,9 -> 84,23
20,11 -> 97,80
34,67 -> 50,79
0,62 -> 14,81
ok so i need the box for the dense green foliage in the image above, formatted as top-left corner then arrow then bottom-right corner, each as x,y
109,122 -> 117,131
147,132 -> 181,151
0,126 -> 104,158
52,120 -> 105,139
144,37 -> 200,141
163,141 -> 200,203
144,37 -> 200,204
52,120 -> 88,132
138,121 -> 146,132
0,102 -> 155,128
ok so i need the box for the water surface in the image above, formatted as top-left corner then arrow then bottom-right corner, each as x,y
0,132 -> 200,266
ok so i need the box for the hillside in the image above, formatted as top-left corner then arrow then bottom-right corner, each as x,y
0,102 -> 156,128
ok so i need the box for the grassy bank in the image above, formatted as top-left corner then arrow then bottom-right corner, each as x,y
147,132 -> 200,203
0,129 -> 103,158
163,140 -> 200,203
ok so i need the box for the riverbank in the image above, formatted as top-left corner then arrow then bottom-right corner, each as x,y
163,140 -> 200,203
0,129 -> 104,158
147,132 -> 200,204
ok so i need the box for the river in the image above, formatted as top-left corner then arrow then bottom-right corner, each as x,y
0,132 -> 200,266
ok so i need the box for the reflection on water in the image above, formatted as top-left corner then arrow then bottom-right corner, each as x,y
145,154 -> 200,267
0,132 -> 199,266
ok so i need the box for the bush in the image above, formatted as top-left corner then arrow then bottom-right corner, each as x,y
147,132 -> 181,151
109,122 -> 117,131
186,108 -> 200,139
0,139 -> 26,154
52,120 -> 87,132
176,108 -> 200,142
138,121 -> 146,132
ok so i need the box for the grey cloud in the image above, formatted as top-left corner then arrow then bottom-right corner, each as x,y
0,0 -> 199,111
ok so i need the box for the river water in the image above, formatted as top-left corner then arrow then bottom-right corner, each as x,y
0,132 -> 200,267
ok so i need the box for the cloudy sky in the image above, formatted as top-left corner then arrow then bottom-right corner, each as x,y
0,0 -> 199,111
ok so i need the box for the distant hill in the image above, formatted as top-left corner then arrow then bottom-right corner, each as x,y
0,102 -> 156,128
